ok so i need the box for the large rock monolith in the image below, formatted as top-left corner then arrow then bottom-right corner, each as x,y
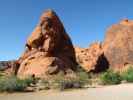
17,10 -> 77,78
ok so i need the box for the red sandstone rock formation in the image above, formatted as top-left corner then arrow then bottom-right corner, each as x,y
17,9 -> 77,78
75,42 -> 108,72
75,19 -> 133,72
103,19 -> 133,71
3,13 -> 133,75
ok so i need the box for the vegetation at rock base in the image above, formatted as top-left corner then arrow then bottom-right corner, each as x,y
121,66 -> 133,82
0,75 -> 34,92
41,67 -> 90,91
2,65 -> 133,92
41,66 -> 132,90
100,70 -> 121,85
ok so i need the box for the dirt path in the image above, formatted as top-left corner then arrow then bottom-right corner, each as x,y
0,83 -> 133,100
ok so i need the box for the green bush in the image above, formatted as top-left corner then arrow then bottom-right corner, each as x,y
100,70 -> 121,85
0,76 -> 33,92
121,67 -> 133,82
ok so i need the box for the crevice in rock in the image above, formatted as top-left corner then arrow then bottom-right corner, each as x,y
93,53 -> 109,73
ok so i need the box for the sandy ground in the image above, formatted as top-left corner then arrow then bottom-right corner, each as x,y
0,83 -> 133,100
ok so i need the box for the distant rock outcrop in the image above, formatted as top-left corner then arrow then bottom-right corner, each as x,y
0,61 -> 11,70
17,10 -> 77,78
0,60 -> 19,75
75,42 -> 109,72
103,19 -> 133,71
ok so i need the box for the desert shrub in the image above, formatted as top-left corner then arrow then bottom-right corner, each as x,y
42,76 -> 75,91
121,67 -> 133,82
51,71 -> 89,91
54,78 -> 74,91
100,70 -> 121,85
0,71 -> 6,77
76,71 -> 90,85
39,66 -> 90,91
53,77 -> 81,91
40,73 -> 65,90
24,76 -> 34,85
50,73 -> 69,90
0,76 -> 33,92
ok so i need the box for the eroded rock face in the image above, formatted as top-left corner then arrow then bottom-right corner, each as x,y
75,42 -> 108,72
75,19 -> 133,72
17,10 -> 77,78
103,19 -> 133,71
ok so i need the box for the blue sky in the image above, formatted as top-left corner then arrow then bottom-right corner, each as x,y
0,0 -> 133,60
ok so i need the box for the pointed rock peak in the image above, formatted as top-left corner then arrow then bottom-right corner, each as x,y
39,9 -> 65,33
40,9 -> 62,26
40,9 -> 57,20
